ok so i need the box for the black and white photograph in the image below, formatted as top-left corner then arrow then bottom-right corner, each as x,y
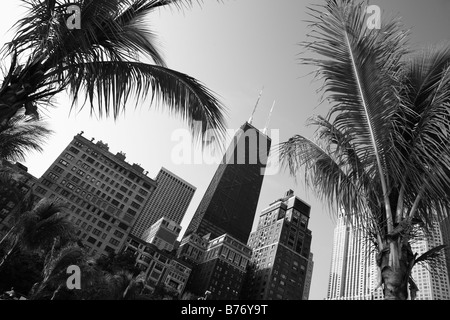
1,0 -> 450,313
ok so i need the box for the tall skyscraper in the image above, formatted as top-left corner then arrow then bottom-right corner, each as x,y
410,222 -> 450,300
33,132 -> 157,257
242,190 -> 313,300
326,215 -> 381,300
303,252 -> 314,300
185,121 -> 271,244
131,167 -> 195,238
327,216 -> 450,300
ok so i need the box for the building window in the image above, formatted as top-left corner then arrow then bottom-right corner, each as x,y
113,230 -> 124,239
135,195 -> 145,203
69,147 -> 80,154
130,201 -> 140,210
97,221 -> 106,228
35,186 -> 47,195
48,172 -> 59,181
109,238 -> 120,246
87,236 -> 96,244
126,208 -> 137,216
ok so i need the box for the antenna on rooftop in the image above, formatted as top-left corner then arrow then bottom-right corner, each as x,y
248,86 -> 264,125
262,100 -> 276,135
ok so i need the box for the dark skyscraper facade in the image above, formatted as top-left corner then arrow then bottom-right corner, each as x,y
185,121 -> 271,244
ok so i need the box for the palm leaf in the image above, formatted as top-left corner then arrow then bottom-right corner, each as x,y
67,61 -> 227,146
0,115 -> 52,161
300,0 -> 410,233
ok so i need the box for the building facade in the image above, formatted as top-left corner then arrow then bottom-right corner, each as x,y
243,190 -> 313,300
177,232 -> 210,265
123,235 -> 192,297
141,217 -> 182,252
184,233 -> 252,300
327,215 -> 382,300
410,222 -> 450,300
131,167 -> 195,238
327,216 -> 449,300
185,121 -> 271,244
303,252 -> 314,300
32,133 -> 157,257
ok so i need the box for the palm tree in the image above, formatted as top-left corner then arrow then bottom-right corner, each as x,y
29,241 -> 105,300
0,198 -> 77,269
280,0 -> 450,300
0,114 -> 51,162
0,0 -> 227,145
29,241 -> 148,300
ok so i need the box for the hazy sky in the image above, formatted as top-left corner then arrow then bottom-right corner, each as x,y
1,0 -> 450,300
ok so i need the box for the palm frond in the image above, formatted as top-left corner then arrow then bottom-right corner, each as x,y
299,0 -> 410,232
67,61 -> 227,147
279,134 -> 368,225
0,115 -> 52,161
414,244 -> 447,266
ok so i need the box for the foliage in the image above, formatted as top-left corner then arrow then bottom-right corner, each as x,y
0,115 -> 52,162
0,197 -> 78,270
0,248 -> 44,296
96,250 -> 141,276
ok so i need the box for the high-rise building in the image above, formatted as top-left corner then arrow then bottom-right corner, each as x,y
131,167 -> 195,238
242,190 -> 313,300
303,252 -> 314,300
440,216 -> 450,293
185,233 -> 252,300
327,215 -> 382,300
33,132 -> 157,257
185,121 -> 271,244
327,216 -> 450,300
410,222 -> 450,300
141,217 -> 182,252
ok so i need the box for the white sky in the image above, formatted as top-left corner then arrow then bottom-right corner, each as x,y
1,0 -> 450,300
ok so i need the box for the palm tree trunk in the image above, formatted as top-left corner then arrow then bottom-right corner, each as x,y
377,238 -> 415,300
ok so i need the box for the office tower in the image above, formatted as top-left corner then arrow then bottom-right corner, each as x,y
441,216 -> 450,292
303,253 -> 314,300
327,215 -> 382,300
131,167 -> 195,238
327,216 -> 449,300
185,121 -> 271,243
410,222 -> 450,300
141,217 -> 182,252
0,161 -> 38,238
243,190 -> 313,300
123,235 -> 192,297
186,233 -> 252,300
33,132 -> 157,257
